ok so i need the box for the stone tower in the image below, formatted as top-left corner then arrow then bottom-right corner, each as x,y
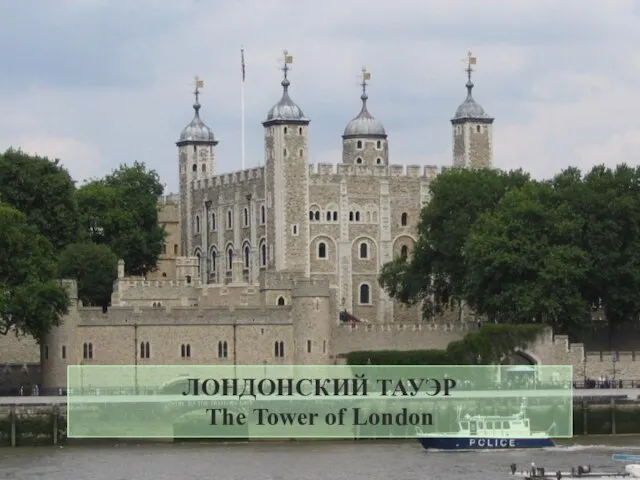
176,77 -> 218,259
263,51 -> 311,275
342,68 -> 388,166
451,52 -> 494,169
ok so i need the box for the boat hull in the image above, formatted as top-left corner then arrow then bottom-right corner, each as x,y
418,436 -> 555,450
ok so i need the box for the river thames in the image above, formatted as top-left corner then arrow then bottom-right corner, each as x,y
1,438 -> 639,479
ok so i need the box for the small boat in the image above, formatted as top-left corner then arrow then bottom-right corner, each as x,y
508,455 -> 640,479
416,400 -> 555,450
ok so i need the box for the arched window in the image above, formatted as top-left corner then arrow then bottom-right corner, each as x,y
211,250 -> 217,272
355,212 -> 360,222
333,211 -> 338,221
201,163 -> 206,171
211,213 -> 217,230
359,284 -> 371,304
196,252 -> 201,275
401,212 -> 408,226
356,140 -> 363,149
356,157 -> 363,164
227,209 -> 233,229
359,242 -> 368,259
376,140 -> 382,148
376,158 -> 382,164
318,242 -> 327,259
140,342 -> 150,359
244,244 -> 250,269
192,164 -> 197,172
260,241 -> 267,266
227,248 -> 234,270
217,341 -> 228,359
275,341 -> 285,358
181,344 -> 191,358
314,211 -> 320,221
243,207 -> 249,226
261,205 -> 265,224
349,212 -> 354,221
401,245 -> 408,261
195,215 -> 200,233
277,296 -> 286,306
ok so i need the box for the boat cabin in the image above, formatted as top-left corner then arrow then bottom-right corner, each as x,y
458,415 -> 532,437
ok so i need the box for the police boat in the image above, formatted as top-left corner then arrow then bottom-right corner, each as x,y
416,401 -> 555,451
508,455 -> 640,479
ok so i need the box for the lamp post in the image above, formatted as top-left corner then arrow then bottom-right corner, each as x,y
612,352 -> 618,388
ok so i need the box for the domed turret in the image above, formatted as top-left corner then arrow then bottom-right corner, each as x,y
343,71 -> 386,139
263,53 -> 309,126
452,80 -> 490,121
177,82 -> 217,146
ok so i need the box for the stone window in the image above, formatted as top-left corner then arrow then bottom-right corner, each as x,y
181,344 -> 191,358
359,242 -> 368,259
356,157 -> 363,164
226,209 -> 233,229
376,158 -> 382,165
260,240 -> 267,267
261,205 -> 266,224
195,215 -> 200,233
275,341 -> 285,358
299,149 -> 303,157
284,127 -> 288,134
355,211 -> 360,222
61,345 -> 66,359
140,342 -> 150,359
227,248 -> 234,270
192,164 -> 197,172
307,340 -> 312,353
332,211 -> 338,221
376,140 -> 382,149
174,244 -> 178,255
401,245 -> 408,261
292,224 -> 298,235
401,212 -> 408,226
298,127 -> 303,135
211,213 -> 217,231
162,244 -> 166,254
201,163 -> 206,172
211,249 -> 217,273
243,244 -> 250,269
218,341 -> 228,359
359,284 -> 371,305
326,211 -> 331,221
476,125 -> 481,133
283,148 -> 287,157
82,342 -> 93,359
356,140 -> 363,149
277,296 -> 286,306
243,207 -> 249,227
317,242 -> 327,259
323,340 -> 326,353
195,252 -> 201,276
162,272 -> 167,277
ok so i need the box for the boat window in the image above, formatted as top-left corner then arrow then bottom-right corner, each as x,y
478,422 -> 484,429
487,422 -> 494,429
524,420 -> 529,427
503,421 -> 510,429
460,422 -> 468,430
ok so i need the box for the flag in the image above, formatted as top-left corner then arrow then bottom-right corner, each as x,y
363,71 -> 371,81
241,48 -> 246,82
284,55 -> 293,64
468,56 -> 477,65
195,77 -> 203,88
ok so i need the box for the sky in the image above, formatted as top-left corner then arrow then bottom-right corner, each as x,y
1,1 -> 640,194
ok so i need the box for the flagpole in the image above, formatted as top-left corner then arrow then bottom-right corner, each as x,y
241,47 -> 246,171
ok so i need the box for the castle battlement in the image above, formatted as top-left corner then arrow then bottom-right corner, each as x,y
158,193 -> 180,205
337,322 -> 473,333
309,163 -> 439,179
192,166 -> 265,190
115,278 -> 203,289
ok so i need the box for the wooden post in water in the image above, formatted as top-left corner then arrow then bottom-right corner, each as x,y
582,399 -> 588,435
52,405 -> 59,445
610,397 -> 616,435
9,405 -> 16,447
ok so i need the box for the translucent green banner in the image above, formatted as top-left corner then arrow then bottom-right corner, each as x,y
67,365 -> 573,439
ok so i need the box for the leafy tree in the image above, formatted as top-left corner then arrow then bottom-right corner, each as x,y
0,148 -> 79,252
464,181 -> 591,335
77,162 -> 165,276
59,242 -> 118,308
379,167 -> 531,320
0,203 -> 69,341
581,164 -> 640,337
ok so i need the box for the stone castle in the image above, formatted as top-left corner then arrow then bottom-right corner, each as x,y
1,54 -> 639,391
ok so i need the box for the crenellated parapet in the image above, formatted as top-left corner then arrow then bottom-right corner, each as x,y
158,193 -> 180,205
192,166 -> 265,190
309,163 -> 439,179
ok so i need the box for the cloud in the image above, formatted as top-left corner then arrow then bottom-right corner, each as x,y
0,1 -> 639,192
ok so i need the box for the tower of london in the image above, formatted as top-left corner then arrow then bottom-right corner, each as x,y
4,52 -> 614,391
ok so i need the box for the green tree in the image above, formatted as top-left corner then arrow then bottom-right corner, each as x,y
0,148 -> 80,252
59,243 -> 118,308
0,203 -> 70,341
581,164 -> 640,338
463,180 -> 592,335
77,162 -> 165,276
379,167 -> 531,320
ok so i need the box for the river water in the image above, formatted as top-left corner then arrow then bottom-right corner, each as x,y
1,438 -> 639,480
